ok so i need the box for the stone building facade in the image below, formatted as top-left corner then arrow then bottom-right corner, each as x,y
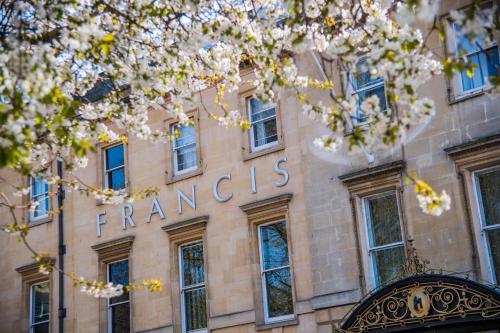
1,1 -> 500,332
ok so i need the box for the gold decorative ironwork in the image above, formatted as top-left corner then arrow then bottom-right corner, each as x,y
398,238 -> 430,278
333,276 -> 500,333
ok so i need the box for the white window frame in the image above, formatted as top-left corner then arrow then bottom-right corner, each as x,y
107,258 -> 130,333
348,57 -> 388,126
29,281 -> 50,333
362,191 -> 405,288
257,220 -> 294,324
472,166 -> 500,283
103,143 -> 126,191
179,241 -> 207,333
247,97 -> 279,152
29,176 -> 49,222
172,123 -> 198,176
446,10 -> 499,99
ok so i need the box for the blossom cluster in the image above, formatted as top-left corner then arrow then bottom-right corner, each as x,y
0,2 -> 497,230
412,178 -> 451,217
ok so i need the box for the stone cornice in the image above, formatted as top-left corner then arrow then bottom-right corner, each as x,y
161,215 -> 209,237
91,235 -> 135,262
444,133 -> 500,171
16,258 -> 56,282
339,161 -> 405,195
239,193 -> 293,216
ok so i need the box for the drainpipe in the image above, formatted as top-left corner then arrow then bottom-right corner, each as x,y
57,160 -> 66,332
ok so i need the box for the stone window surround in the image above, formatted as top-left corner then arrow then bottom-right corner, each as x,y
238,87 -> 285,161
239,193 -> 298,330
91,235 -> 135,333
339,160 -> 409,293
445,133 -> 500,283
440,1 -> 498,105
96,139 -> 130,205
164,109 -> 203,185
162,215 -> 209,333
16,259 -> 55,333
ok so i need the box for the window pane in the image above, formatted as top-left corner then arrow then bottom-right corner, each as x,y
107,168 -> 125,191
455,23 -> 482,54
373,245 -> 405,286
33,195 -> 49,218
251,107 -> 276,123
176,144 -> 197,171
477,169 -> 500,226
32,177 -> 48,196
106,144 -> 124,170
355,84 -> 387,121
485,47 -> 500,81
109,260 -> 129,304
366,193 -> 402,247
253,118 -> 277,147
486,229 -> 500,283
461,53 -> 484,91
174,125 -> 196,148
354,59 -> 383,89
250,98 -> 274,115
260,221 -> 289,270
32,322 -> 49,333
265,268 -> 293,318
184,287 -> 207,331
182,243 -> 205,287
32,283 -> 49,324
111,302 -> 130,333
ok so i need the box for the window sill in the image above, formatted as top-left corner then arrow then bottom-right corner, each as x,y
28,216 -> 53,227
255,318 -> 298,331
165,168 -> 203,185
243,142 -> 285,161
449,88 -> 490,105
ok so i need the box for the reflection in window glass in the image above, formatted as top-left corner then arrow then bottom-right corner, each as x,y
453,23 -> 500,93
30,282 -> 49,333
475,168 -> 500,282
173,123 -> 197,175
108,260 -> 130,333
248,98 -> 278,151
352,58 -> 387,123
104,144 -> 126,190
364,192 -> 405,287
180,242 -> 207,332
259,221 -> 294,322
30,177 -> 49,221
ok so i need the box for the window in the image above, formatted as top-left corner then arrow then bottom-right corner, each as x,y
30,282 -> 49,333
29,177 -> 49,222
258,221 -> 294,323
107,260 -> 130,333
473,167 -> 500,283
104,144 -> 126,191
363,192 -> 405,287
248,98 -> 278,152
351,58 -> 387,124
452,23 -> 499,94
173,123 -> 198,176
179,241 -> 207,333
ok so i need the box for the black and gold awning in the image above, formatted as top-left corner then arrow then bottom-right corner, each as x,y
335,274 -> 500,333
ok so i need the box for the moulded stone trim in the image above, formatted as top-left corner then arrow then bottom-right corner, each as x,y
255,318 -> 298,331
445,133 -> 500,171
16,259 -> 56,282
239,193 -> 293,223
161,215 -> 209,240
339,160 -> 406,196
91,235 -> 135,263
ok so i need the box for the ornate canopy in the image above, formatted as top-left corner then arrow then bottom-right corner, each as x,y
335,274 -> 500,333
